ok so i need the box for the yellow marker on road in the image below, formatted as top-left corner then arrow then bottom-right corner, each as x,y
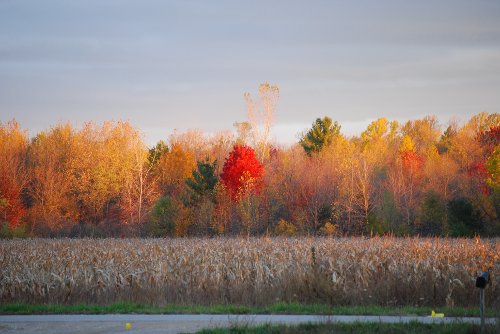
125,322 -> 132,329
431,310 -> 444,317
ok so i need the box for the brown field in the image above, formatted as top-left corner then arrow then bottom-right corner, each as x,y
0,237 -> 498,307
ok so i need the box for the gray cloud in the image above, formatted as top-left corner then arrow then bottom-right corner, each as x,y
1,0 -> 499,145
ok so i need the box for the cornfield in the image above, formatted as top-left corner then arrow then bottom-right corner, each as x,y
1,237 -> 498,307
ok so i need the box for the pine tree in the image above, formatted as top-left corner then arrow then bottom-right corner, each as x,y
299,117 -> 341,155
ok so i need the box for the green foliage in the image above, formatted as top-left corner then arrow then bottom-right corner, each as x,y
186,159 -> 218,202
417,191 -> 447,236
299,117 -> 341,155
145,196 -> 179,237
447,198 -> 483,237
366,212 -> 390,235
486,146 -> 499,190
0,222 -> 28,238
380,191 -> 403,232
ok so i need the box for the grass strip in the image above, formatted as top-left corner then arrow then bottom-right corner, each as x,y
1,302 -> 498,317
194,322 -> 500,334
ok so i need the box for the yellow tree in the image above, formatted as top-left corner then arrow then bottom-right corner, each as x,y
401,116 -> 440,155
351,118 -> 396,232
423,145 -> 459,200
156,142 -> 196,196
385,134 -> 426,229
28,124 -> 79,231
71,121 -> 142,224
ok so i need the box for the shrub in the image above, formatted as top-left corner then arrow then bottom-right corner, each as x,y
319,222 -> 337,236
417,191 -> 447,236
145,196 -> 179,237
447,198 -> 483,237
275,219 -> 297,236
0,221 -> 28,238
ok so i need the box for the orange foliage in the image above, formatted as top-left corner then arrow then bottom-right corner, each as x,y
0,120 -> 28,228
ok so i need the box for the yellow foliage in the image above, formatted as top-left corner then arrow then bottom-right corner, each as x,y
399,135 -> 416,153
158,143 -> 196,192
320,222 -> 337,236
275,219 -> 297,236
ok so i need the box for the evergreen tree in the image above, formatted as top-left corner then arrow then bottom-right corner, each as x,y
299,117 -> 341,155
186,159 -> 218,202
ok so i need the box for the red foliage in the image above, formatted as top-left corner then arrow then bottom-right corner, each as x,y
220,145 -> 264,200
400,150 -> 424,175
479,125 -> 500,156
469,160 -> 490,195
0,175 -> 25,228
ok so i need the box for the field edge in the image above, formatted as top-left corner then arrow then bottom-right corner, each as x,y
1,302 -> 497,317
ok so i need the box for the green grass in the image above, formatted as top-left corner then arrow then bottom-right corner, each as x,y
1,302 -> 498,317
193,322 -> 499,334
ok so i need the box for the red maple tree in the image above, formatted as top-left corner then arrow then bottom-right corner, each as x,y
220,145 -> 264,200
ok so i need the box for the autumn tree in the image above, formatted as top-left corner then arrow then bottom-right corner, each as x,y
401,116 -> 440,154
169,129 -> 208,161
220,145 -> 264,200
393,135 -> 424,227
120,132 -> 159,232
155,143 -> 196,196
295,147 -> 339,233
0,120 -> 29,228
299,116 -> 341,155
27,124 -> 79,232
221,145 -> 264,236
423,144 -> 458,200
70,121 -> 144,226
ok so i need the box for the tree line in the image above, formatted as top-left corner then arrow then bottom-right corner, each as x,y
1,110 -> 498,238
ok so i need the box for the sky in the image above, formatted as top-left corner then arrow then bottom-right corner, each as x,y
1,0 -> 500,146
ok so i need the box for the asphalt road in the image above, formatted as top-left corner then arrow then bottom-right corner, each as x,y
0,314 -> 497,334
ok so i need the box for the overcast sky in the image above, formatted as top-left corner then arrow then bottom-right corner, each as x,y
1,0 -> 499,145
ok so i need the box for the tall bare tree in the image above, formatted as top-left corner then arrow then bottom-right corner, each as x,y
244,82 -> 279,161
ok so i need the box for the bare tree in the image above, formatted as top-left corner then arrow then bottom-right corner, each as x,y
244,82 -> 279,161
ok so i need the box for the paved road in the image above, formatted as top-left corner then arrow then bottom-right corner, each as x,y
0,314 -> 497,334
